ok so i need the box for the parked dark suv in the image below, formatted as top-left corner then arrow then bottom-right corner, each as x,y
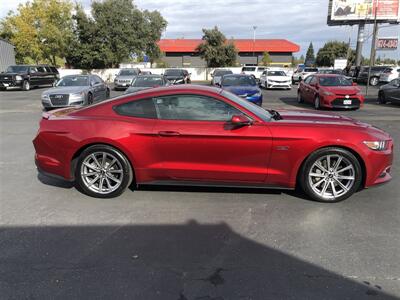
356,66 -> 389,86
0,65 -> 59,91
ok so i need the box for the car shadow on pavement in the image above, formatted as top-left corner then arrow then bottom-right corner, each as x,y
37,173 -> 74,189
0,221 -> 395,299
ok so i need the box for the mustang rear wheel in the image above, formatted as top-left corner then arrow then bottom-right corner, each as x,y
75,145 -> 133,198
300,147 -> 362,202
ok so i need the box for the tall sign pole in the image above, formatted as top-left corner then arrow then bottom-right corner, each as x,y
355,23 -> 365,67
366,0 -> 379,96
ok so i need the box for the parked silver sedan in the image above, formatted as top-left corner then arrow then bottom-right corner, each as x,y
41,75 -> 110,110
114,68 -> 141,90
124,75 -> 169,94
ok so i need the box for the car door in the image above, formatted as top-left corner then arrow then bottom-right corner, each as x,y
29,67 -> 41,86
151,93 -> 272,183
307,76 -> 319,101
300,76 -> 313,103
386,79 -> 400,102
90,76 -> 104,101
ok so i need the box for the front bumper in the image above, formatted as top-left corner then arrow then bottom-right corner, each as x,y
321,95 -> 364,109
364,141 -> 394,187
239,95 -> 263,106
0,80 -> 23,88
266,82 -> 291,89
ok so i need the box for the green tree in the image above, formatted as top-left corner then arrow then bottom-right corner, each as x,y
315,41 -> 355,67
261,52 -> 272,66
142,10 -> 167,66
196,26 -> 237,67
0,0 -> 73,65
305,42 -> 315,66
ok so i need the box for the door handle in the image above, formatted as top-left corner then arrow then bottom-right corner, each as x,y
158,131 -> 180,136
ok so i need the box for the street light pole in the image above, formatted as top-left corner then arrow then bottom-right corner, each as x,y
253,26 -> 257,65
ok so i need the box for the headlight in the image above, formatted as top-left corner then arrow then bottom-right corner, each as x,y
69,92 -> 85,102
322,91 -> 335,96
41,94 -> 49,101
15,75 -> 22,81
363,140 -> 388,151
253,92 -> 262,97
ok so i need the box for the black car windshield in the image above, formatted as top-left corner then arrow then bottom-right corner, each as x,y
319,76 -> 352,86
165,69 -> 183,76
6,66 -> 29,73
214,70 -> 233,76
119,69 -> 138,76
222,90 -> 272,122
267,71 -> 286,76
304,68 -> 318,72
56,76 -> 89,87
222,76 -> 256,86
132,76 -> 164,87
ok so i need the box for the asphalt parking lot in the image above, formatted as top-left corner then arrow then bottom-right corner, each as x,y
0,84 -> 399,299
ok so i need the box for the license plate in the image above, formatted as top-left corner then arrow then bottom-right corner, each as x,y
3,83 -> 9,87
122,83 -> 127,86
344,100 -> 352,105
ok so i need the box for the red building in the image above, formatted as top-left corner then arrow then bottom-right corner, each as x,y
158,39 -> 300,67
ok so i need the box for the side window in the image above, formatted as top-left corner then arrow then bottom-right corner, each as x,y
304,76 -> 313,84
37,66 -> 46,72
153,95 -> 244,121
44,67 -> 52,73
94,75 -> 103,83
29,67 -> 38,74
309,76 -> 318,85
114,98 -> 157,119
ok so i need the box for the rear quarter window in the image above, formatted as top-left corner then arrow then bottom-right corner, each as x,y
114,99 -> 157,119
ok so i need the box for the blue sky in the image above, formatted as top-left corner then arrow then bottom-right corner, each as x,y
1,0 -> 399,59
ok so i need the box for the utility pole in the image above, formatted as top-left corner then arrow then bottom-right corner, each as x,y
355,23 -> 365,67
366,0 -> 379,96
253,26 -> 257,65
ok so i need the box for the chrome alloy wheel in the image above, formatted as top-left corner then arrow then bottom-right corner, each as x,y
308,154 -> 355,201
80,152 -> 124,194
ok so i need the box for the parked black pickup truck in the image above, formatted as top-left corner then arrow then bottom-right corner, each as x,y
0,65 -> 59,91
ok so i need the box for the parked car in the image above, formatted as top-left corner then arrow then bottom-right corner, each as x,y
41,75 -> 110,110
378,78 -> 400,104
292,67 -> 318,84
297,74 -> 364,110
33,85 -> 393,202
114,68 -> 141,90
124,75 -> 169,94
379,67 -> 400,83
0,65 -> 59,91
259,70 -> 291,89
241,66 -> 267,80
211,69 -> 233,86
220,74 -> 262,106
140,71 -> 152,75
164,69 -> 191,84
356,66 -> 389,86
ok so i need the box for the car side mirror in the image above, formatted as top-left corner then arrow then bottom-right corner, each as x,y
230,115 -> 252,127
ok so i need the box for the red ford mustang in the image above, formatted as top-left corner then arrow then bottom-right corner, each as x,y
33,85 -> 393,202
297,74 -> 364,110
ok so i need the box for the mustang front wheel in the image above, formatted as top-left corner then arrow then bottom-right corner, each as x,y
300,148 -> 362,202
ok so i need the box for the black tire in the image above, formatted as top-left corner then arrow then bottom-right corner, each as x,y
87,93 -> 93,105
22,80 -> 30,91
378,91 -> 387,104
75,145 -> 133,198
297,91 -> 304,103
299,147 -> 362,203
369,76 -> 379,86
314,96 -> 321,110
106,88 -> 110,99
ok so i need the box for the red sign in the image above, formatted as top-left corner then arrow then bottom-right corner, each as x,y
376,38 -> 398,50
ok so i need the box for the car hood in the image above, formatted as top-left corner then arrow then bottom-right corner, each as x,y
43,86 -> 88,95
0,72 -> 25,77
223,86 -> 259,95
165,75 -> 184,80
116,75 -> 136,80
267,76 -> 291,81
320,86 -> 360,95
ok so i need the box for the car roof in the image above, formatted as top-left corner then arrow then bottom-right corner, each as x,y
224,74 -> 252,77
314,74 -> 345,77
136,74 -> 163,77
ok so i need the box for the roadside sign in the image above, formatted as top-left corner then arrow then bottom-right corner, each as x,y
376,37 -> 398,50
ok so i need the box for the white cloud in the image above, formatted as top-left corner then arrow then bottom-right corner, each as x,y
1,0 -> 399,59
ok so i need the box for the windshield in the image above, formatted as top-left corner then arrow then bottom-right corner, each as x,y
319,76 -> 352,86
222,90 -> 272,122
56,76 -> 89,87
214,70 -> 233,76
165,69 -> 183,76
132,76 -> 164,87
242,67 -> 256,72
222,76 -> 256,86
119,69 -> 138,76
304,68 -> 318,72
267,71 -> 286,76
6,66 -> 29,73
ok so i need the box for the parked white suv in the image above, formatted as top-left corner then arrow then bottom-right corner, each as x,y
379,67 -> 400,83
292,67 -> 318,84
241,66 -> 267,80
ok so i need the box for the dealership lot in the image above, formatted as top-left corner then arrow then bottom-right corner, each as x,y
0,85 -> 399,299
